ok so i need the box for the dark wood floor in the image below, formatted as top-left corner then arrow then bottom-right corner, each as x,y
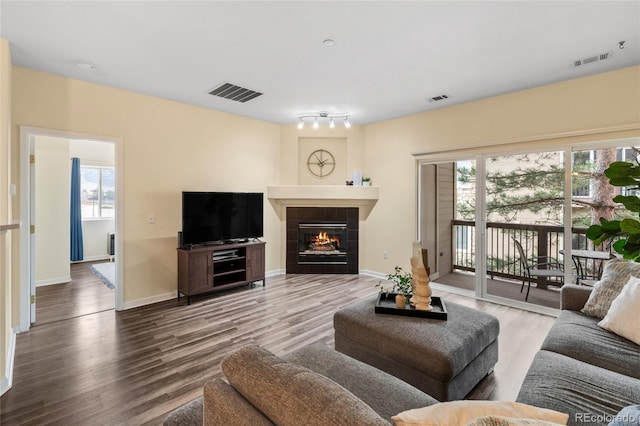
35,262 -> 115,325
1,273 -> 556,425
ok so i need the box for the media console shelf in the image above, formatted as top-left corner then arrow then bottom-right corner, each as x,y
177,240 -> 266,305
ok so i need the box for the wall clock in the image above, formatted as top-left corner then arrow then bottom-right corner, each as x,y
307,149 -> 336,178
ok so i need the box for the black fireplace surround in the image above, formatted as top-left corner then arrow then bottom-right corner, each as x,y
286,207 -> 358,274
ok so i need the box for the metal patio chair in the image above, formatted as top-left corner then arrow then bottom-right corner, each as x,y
513,237 -> 564,301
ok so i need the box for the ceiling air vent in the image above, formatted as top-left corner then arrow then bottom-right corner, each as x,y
428,94 -> 451,103
570,51 -> 612,68
208,82 -> 263,103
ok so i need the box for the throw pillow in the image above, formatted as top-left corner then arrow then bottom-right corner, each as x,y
391,401 -> 569,426
607,405 -> 640,426
466,416 -> 566,426
221,345 -> 388,426
598,276 -> 640,345
581,258 -> 640,319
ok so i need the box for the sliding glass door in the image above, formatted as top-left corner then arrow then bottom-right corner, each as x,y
483,151 -> 565,309
418,138 -> 640,313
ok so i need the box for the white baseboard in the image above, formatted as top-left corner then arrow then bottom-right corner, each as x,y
36,276 -> 72,287
122,270 -> 284,310
266,269 -> 284,277
122,291 -> 176,310
0,327 -> 17,397
80,255 -> 111,263
359,269 -> 386,280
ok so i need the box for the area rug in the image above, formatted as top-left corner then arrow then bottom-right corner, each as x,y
89,262 -> 115,289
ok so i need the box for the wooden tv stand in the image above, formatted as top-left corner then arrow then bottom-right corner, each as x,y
177,240 -> 266,304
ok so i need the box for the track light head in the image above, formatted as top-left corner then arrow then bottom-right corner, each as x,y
296,112 -> 351,129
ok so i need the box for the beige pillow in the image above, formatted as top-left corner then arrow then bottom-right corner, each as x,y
466,416 -> 566,426
581,258 -> 640,319
598,275 -> 640,345
391,401 -> 569,426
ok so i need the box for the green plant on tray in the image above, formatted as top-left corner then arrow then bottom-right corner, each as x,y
376,265 -> 412,301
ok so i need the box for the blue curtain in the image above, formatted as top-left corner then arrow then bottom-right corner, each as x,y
70,157 -> 84,261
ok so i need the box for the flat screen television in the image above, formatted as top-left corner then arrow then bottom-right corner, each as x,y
181,192 -> 263,246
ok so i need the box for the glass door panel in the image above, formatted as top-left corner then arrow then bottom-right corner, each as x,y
419,160 -> 476,292
484,152 -> 565,309
571,145 -> 640,285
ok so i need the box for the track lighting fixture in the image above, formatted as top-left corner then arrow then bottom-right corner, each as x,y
296,111 -> 352,129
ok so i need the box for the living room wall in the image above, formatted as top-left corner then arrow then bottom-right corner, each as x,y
0,38 -> 13,395
11,67 -> 282,307
362,65 -> 640,274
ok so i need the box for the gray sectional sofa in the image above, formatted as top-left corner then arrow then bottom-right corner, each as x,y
164,343 -> 437,425
165,285 -> 640,425
516,284 -> 640,426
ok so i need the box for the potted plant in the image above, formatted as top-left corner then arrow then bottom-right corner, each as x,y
377,266 -> 412,308
362,177 -> 372,187
587,159 -> 640,261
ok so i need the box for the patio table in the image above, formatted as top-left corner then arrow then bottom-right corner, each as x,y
560,249 -> 615,285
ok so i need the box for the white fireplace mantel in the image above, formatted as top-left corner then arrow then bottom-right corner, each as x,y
266,185 -> 379,219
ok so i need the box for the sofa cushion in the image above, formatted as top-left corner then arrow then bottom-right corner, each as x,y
284,343 -> 437,421
517,350 -> 640,426
465,417 -> 565,426
581,258 -> 640,319
391,401 -> 568,426
540,310 -> 640,379
163,396 -> 203,426
221,345 -> 388,426
607,405 -> 640,426
204,378 -> 274,426
598,276 -> 640,345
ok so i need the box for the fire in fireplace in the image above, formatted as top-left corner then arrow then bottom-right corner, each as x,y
286,207 -> 358,274
298,223 -> 347,264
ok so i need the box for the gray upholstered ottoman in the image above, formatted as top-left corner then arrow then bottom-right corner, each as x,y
334,297 -> 499,401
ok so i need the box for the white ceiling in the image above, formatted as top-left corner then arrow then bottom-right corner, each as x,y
1,1 -> 639,126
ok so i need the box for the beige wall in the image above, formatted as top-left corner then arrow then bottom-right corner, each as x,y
0,38 -> 13,394
7,59 -> 640,315
11,67 -> 282,305
363,66 -> 640,273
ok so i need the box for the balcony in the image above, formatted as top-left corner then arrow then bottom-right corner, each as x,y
435,220 -> 611,309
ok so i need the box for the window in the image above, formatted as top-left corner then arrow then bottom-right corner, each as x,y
80,166 -> 115,218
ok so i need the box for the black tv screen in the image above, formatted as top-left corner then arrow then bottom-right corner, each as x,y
182,192 -> 263,246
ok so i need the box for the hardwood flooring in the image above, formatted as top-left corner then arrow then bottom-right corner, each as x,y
1,274 -> 556,425
35,262 -> 115,325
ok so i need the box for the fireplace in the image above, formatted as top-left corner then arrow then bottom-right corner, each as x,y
287,207 -> 358,273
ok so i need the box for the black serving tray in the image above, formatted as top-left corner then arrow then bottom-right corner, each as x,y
375,292 -> 448,320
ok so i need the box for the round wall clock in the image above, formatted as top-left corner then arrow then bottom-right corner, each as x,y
307,149 -> 336,178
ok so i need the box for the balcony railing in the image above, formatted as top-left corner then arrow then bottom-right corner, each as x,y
452,220 -> 608,285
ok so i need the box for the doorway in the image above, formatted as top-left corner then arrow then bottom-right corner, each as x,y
19,127 -> 123,330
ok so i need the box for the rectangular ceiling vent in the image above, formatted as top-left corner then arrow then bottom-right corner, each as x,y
208,82 -> 263,103
570,51 -> 612,68
428,94 -> 451,103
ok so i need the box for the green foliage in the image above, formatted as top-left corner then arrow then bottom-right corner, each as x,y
587,160 -> 640,261
456,155 -> 567,223
376,266 -> 412,297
